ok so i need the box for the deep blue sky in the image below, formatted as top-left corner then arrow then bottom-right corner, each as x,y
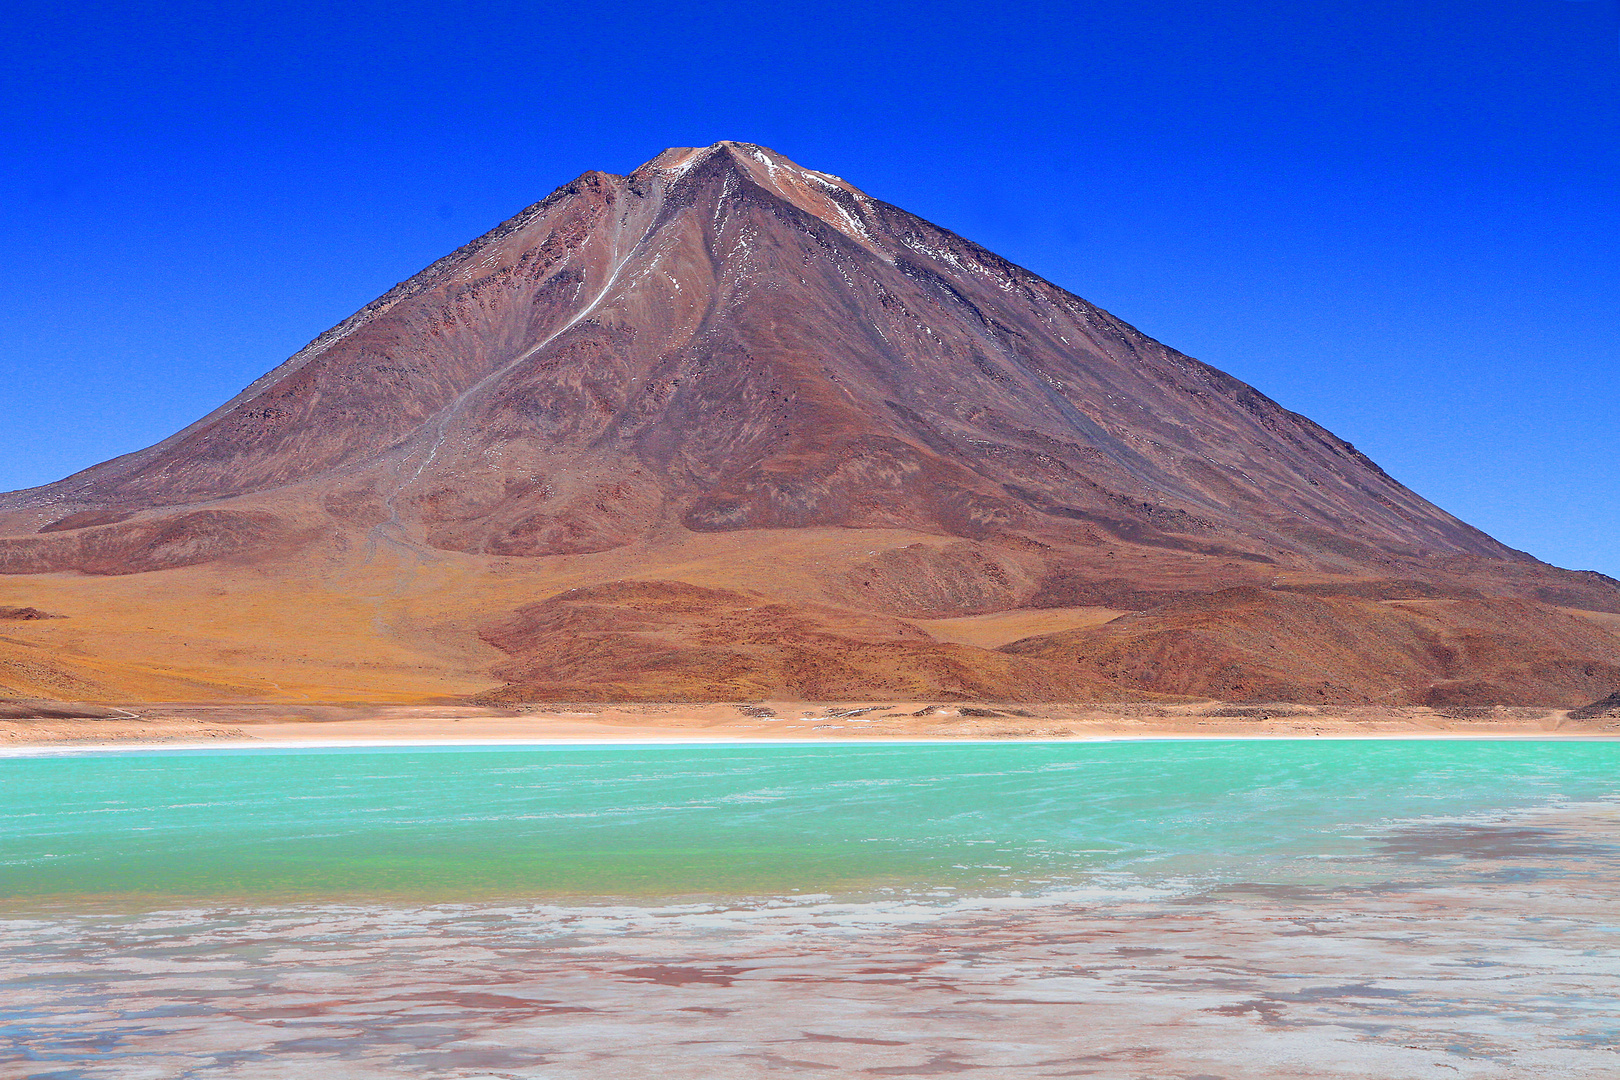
2,0 -> 1616,574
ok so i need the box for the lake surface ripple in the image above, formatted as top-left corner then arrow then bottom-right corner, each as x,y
3,740 -> 1618,1078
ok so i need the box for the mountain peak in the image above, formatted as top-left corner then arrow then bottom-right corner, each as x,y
0,142 -> 1581,587
639,141 -> 845,183
631,143 -> 868,220
629,142 -> 875,243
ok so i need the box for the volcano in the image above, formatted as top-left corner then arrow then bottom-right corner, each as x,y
2,141 -> 1616,707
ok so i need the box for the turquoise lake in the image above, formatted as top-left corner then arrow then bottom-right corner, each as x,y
4,738 -> 1616,907
7,739 -> 1620,1078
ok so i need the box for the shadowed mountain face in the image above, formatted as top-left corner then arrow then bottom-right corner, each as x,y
2,142 -> 1616,705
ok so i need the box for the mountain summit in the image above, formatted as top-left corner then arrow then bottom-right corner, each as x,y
2,142 -> 1616,706
0,141 -> 1513,561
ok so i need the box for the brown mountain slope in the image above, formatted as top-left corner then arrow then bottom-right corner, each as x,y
478,580 -> 1120,703
1,141 -> 1615,706
1004,586 -> 1620,706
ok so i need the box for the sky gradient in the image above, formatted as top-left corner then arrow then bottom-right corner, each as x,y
2,0 -> 1616,573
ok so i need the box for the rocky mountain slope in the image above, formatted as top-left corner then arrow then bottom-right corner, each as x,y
2,142 -> 1615,706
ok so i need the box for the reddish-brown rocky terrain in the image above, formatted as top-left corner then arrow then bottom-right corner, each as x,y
1,141 -> 1615,707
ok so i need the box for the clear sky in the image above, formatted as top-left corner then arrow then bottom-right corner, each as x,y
2,1 -> 1616,574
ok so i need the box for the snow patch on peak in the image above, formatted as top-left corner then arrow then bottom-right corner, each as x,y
632,142 -> 889,258
642,142 -> 856,193
710,145 -> 888,255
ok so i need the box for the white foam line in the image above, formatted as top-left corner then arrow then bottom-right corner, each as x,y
3,732 -> 1616,758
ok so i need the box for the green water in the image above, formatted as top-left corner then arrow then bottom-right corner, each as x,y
2,740 -> 1615,907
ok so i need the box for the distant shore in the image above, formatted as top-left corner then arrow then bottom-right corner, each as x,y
3,700 -> 1618,750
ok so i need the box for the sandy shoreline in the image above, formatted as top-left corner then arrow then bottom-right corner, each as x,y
4,699 -> 1618,750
